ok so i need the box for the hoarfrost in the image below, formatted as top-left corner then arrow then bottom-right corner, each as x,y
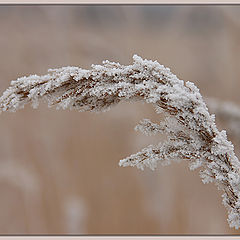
0,55 -> 240,229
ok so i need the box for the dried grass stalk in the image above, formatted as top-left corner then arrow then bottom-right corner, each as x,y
1,55 -> 240,229
207,97 -> 240,142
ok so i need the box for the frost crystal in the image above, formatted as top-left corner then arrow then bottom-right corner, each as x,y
1,55 -> 240,229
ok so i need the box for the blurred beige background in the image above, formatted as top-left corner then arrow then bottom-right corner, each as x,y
0,5 -> 240,235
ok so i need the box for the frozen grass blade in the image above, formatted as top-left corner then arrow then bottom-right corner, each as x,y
1,55 -> 240,229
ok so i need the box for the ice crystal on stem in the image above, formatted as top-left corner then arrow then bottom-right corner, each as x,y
1,55 -> 240,229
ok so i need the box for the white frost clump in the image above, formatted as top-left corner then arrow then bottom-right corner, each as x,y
1,55 -> 240,229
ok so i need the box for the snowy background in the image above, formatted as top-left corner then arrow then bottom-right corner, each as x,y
0,5 -> 240,234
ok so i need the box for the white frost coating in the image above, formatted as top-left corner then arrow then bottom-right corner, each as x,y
0,55 -> 240,229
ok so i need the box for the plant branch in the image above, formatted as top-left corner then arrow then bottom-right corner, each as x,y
1,55 -> 240,229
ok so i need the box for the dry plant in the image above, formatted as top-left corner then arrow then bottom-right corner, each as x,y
207,98 -> 240,142
63,196 -> 87,234
0,55 -> 240,229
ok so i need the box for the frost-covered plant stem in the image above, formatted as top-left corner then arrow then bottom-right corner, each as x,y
1,55 -> 240,229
